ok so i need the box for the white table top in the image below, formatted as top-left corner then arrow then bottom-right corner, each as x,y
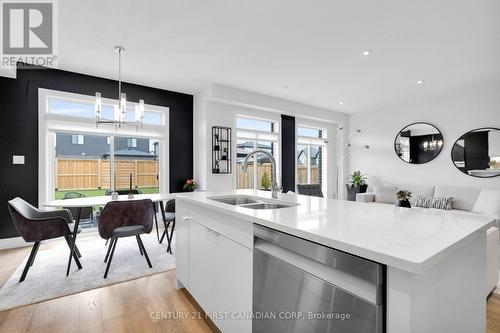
176,189 -> 496,274
43,193 -> 174,208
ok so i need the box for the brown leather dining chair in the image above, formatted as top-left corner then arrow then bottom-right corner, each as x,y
98,199 -> 154,278
7,197 -> 83,282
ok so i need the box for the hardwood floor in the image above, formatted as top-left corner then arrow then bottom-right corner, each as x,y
1,243 -> 500,333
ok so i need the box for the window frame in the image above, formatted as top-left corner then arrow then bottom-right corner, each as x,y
296,124 -> 328,189
235,115 -> 280,190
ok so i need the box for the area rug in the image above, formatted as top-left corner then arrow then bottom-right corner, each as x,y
0,231 -> 176,312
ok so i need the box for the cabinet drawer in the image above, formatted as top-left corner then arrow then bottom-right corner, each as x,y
190,203 -> 253,249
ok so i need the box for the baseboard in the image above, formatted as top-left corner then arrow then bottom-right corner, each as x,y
0,237 -> 29,250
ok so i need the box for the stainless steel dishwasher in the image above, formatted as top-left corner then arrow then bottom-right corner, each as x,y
253,225 -> 385,333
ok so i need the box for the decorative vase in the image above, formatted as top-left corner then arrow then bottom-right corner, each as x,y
396,200 -> 411,208
345,184 -> 368,201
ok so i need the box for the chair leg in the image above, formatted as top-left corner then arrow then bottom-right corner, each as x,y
104,238 -> 115,263
29,242 -> 40,266
19,242 -> 40,282
104,238 -> 117,279
105,239 -> 109,246
136,236 -> 143,255
137,235 -> 152,268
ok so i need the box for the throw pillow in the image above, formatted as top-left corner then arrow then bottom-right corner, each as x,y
374,186 -> 398,204
471,189 -> 500,217
415,196 -> 453,210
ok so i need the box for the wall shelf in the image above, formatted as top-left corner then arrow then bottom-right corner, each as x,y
212,126 -> 232,174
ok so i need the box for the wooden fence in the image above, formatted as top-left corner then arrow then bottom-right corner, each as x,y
237,164 -> 318,188
56,158 -> 158,190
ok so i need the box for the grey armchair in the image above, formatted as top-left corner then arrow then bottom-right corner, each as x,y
98,199 -> 154,278
297,184 -> 324,197
7,197 -> 82,282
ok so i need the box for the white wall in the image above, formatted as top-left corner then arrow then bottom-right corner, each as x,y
349,80 -> 500,190
194,84 -> 348,197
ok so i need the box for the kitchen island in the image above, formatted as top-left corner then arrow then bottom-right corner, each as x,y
174,190 -> 495,333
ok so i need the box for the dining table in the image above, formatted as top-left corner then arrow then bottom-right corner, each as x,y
43,193 -> 175,276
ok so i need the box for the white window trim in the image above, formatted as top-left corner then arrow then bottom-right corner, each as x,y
38,88 -> 169,206
235,114 -> 280,190
296,123 -> 328,194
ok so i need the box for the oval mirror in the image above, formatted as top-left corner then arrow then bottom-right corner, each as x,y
451,127 -> 500,178
394,122 -> 443,164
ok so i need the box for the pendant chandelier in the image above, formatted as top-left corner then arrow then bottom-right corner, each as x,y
423,134 -> 443,152
95,46 -> 144,130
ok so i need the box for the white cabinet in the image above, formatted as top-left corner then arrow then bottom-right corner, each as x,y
212,233 -> 253,333
176,199 -> 253,333
175,200 -> 189,287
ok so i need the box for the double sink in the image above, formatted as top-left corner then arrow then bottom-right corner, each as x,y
208,195 -> 298,210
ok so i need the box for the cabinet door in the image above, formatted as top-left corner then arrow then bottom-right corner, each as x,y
175,199 -> 189,288
212,234 -> 253,333
188,220 -> 213,312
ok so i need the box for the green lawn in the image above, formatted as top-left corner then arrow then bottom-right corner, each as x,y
55,187 -> 159,199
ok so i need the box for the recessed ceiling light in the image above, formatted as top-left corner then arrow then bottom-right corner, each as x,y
362,50 -> 373,56
339,101 -> 344,105
417,80 -> 424,85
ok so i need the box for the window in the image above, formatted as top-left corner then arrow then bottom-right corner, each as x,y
297,126 -> 327,186
40,89 -> 169,227
127,138 -> 137,148
48,97 -> 165,126
236,116 -> 279,189
71,134 -> 84,145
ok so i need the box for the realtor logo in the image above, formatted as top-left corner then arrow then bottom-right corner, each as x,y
1,0 -> 57,68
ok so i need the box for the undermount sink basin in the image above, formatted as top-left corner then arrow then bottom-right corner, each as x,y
210,197 -> 261,206
240,203 -> 292,210
208,195 -> 298,210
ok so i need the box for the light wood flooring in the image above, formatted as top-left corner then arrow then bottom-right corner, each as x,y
0,236 -> 499,333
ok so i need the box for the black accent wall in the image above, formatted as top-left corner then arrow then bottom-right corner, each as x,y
0,64 -> 193,239
281,115 -> 296,192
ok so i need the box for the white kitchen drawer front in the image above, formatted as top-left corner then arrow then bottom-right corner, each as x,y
189,203 -> 253,249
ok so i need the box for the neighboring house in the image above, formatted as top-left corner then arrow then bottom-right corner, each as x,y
297,146 -> 322,166
56,133 -> 157,160
236,141 -> 273,163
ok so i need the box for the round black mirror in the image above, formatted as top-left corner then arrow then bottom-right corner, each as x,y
394,122 -> 443,164
451,127 -> 500,178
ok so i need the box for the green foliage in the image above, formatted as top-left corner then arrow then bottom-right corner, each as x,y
261,172 -> 272,190
396,189 -> 412,201
349,170 -> 367,188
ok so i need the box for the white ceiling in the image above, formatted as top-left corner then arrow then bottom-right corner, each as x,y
51,0 -> 500,113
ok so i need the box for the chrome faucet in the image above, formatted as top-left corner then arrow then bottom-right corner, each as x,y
242,150 -> 280,199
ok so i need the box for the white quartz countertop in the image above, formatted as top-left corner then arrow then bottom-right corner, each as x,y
175,190 -> 496,274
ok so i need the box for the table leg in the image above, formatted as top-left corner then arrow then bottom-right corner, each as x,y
166,220 -> 175,254
159,202 -> 173,254
153,202 -> 160,242
66,207 -> 81,276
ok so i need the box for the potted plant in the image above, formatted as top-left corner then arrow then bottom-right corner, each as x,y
261,172 -> 272,190
345,171 -> 368,201
396,189 -> 412,208
183,179 -> 198,192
